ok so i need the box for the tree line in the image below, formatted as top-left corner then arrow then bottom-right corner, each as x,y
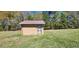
0,11 -> 43,31
43,11 -> 79,29
0,11 -> 79,31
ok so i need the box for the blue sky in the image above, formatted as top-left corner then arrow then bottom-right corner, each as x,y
31,11 -> 42,14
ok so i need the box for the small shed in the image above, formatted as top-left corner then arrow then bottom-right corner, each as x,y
20,20 -> 45,35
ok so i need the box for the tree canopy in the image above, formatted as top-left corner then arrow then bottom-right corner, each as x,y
0,11 -> 79,31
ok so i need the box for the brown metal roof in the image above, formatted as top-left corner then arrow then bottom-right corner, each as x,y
20,20 -> 45,25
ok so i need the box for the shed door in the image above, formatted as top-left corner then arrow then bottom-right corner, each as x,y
37,25 -> 43,34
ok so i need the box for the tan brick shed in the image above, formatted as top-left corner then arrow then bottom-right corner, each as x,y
20,20 -> 45,35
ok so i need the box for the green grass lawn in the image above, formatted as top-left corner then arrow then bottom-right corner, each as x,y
0,29 -> 79,48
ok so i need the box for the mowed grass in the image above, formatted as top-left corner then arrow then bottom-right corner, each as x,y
0,29 -> 79,48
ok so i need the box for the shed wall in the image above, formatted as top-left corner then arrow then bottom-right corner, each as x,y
21,27 -> 44,35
